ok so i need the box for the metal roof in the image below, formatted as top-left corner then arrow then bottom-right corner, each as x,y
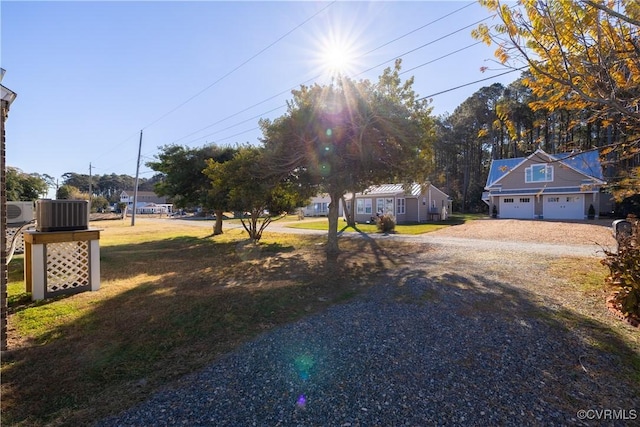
361,183 -> 422,197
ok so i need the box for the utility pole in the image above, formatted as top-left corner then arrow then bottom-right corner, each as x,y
88,162 -> 92,214
131,130 -> 142,226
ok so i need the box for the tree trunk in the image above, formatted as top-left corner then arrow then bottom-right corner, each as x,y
326,192 -> 341,255
341,194 -> 355,227
213,209 -> 224,235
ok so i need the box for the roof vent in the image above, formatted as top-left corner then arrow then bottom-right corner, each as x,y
36,200 -> 89,232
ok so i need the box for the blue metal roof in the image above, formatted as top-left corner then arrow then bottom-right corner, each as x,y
486,150 -> 604,188
485,158 -> 524,187
552,150 -> 604,180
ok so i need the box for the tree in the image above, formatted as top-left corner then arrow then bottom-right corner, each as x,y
56,184 -> 85,200
6,167 -> 49,201
147,144 -> 236,235
61,172 -> 91,193
91,195 -> 109,213
473,0 -> 640,199
204,145 -> 307,243
261,61 -> 434,254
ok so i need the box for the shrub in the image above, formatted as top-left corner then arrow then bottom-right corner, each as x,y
601,219 -> 640,317
376,213 -> 396,233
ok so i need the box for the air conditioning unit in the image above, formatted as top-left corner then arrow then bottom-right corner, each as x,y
6,201 -> 35,224
36,200 -> 89,232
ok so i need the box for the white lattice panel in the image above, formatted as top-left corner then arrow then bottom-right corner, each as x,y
5,226 -> 25,254
46,241 -> 90,294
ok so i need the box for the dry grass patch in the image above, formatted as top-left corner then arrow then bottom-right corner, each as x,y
1,219 -> 417,426
547,257 -> 640,382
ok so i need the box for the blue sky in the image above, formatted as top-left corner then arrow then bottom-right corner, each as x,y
1,1 -> 519,186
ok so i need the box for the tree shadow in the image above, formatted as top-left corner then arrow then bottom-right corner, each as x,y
2,232 -> 399,425
92,261 -> 639,426
4,234 -> 637,426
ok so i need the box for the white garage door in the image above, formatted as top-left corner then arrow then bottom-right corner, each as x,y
543,194 -> 584,219
500,196 -> 534,219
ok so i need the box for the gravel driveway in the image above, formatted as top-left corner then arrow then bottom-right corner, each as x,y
97,218 -> 637,426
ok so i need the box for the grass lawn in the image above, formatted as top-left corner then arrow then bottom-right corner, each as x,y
3,214 -> 636,426
1,218 -> 421,426
285,213 -> 483,235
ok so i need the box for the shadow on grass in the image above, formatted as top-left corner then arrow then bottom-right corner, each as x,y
96,262 -> 640,426
1,232 -> 404,426
3,232 -> 638,426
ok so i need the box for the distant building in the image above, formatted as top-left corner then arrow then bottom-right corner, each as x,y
301,193 -> 344,217
345,183 -> 451,223
119,190 -> 173,215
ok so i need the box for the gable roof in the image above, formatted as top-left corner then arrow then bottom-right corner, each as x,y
552,150 -> 604,180
486,149 -> 605,188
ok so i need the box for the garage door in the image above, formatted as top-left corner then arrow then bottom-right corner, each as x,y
543,194 -> 584,219
500,196 -> 534,219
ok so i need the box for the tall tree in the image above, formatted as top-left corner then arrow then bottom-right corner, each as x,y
147,144 -> 236,235
261,61 -> 434,254
204,145 -> 307,243
5,167 -> 49,201
474,0 -> 640,199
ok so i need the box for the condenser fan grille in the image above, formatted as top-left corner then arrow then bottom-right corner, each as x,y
7,204 -> 22,220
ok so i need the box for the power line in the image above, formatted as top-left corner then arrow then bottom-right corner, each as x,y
103,3 -> 511,172
358,1 -> 476,58
140,1 -> 337,131
175,42 -> 503,150
162,8 -> 493,150
180,105 -> 286,147
96,2 -> 336,172
353,16 -> 493,79
418,67 -> 527,101
400,42 -> 483,75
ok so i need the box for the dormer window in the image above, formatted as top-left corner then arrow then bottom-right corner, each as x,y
525,164 -> 553,183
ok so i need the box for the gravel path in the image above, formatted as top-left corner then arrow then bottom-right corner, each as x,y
96,221 -> 638,427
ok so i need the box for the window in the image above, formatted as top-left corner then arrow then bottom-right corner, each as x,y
357,198 -> 372,214
385,198 -> 394,214
548,197 -> 559,203
377,198 -> 394,214
520,198 -> 530,203
504,198 -> 514,203
397,198 -> 405,215
525,164 -> 553,183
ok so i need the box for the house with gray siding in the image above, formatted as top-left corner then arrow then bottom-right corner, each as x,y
483,149 -> 606,220
345,183 -> 451,224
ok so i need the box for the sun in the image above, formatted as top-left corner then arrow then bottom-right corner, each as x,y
315,28 -> 361,78
321,43 -> 354,76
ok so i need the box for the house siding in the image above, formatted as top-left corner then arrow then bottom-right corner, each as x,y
349,184 -> 451,224
406,198 -> 419,222
492,157 -> 589,190
486,150 -> 605,220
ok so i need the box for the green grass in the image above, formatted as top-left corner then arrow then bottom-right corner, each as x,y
285,213 -> 479,234
1,218 -> 415,426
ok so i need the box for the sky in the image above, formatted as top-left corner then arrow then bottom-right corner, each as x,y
1,0 -> 521,189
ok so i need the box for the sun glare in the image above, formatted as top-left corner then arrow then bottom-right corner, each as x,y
322,44 -> 354,76
315,28 -> 361,78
